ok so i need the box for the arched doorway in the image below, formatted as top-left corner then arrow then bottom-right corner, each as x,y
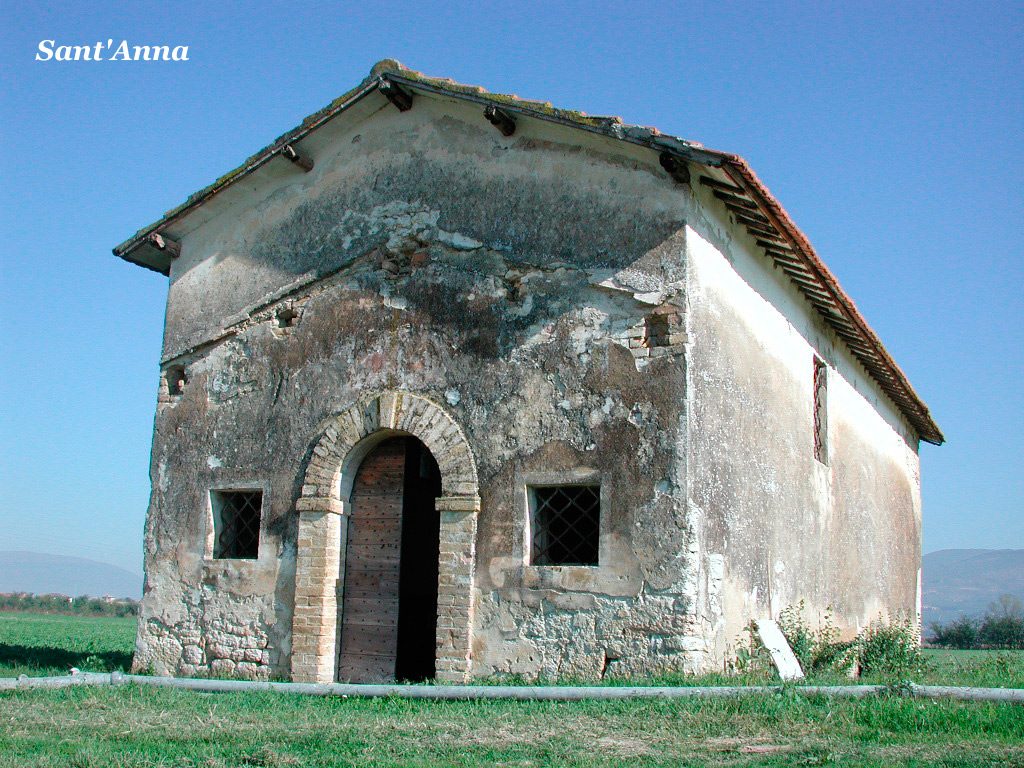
291,391 -> 480,685
336,435 -> 441,682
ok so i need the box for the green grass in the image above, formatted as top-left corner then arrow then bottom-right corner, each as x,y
920,648 -> 1024,688
0,612 -> 135,677
2,614 -> 1023,766
1,685 -> 1022,767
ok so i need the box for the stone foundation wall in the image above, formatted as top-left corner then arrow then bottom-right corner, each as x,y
133,580 -> 280,680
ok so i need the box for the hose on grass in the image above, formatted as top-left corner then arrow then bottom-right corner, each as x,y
2,672 -> 1022,702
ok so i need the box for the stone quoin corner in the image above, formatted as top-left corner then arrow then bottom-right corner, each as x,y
112,59 -> 942,684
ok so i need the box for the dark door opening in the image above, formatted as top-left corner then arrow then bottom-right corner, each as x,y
395,438 -> 441,682
337,436 -> 441,683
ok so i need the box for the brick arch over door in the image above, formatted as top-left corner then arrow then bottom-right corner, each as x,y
290,391 -> 480,684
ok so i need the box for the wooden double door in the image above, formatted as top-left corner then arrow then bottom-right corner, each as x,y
336,436 -> 442,683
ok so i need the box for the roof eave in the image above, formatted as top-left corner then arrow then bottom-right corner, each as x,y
111,77 -> 384,264
111,63 -> 943,446
719,158 -> 944,445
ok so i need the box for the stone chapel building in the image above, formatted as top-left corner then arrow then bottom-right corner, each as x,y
115,60 -> 943,683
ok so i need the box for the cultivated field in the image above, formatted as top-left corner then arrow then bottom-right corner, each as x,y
1,612 -> 1022,767
0,612 -> 135,677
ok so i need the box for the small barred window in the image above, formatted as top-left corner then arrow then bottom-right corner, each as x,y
530,485 -> 600,566
211,490 -> 262,559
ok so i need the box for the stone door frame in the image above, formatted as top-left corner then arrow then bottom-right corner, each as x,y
290,391 -> 480,684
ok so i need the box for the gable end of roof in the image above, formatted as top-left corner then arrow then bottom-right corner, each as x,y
112,59 -> 943,445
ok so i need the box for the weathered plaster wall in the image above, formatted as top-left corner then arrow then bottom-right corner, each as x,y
134,89 -> 923,682
161,95 -> 686,360
134,94 -> 703,680
682,192 -> 922,667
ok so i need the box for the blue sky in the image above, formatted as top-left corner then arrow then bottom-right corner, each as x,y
0,1 -> 1021,574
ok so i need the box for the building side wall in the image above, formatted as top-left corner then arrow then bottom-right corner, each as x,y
134,97 -> 702,681
683,208 -> 922,667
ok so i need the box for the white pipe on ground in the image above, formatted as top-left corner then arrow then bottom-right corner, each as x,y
1,673 -> 1021,703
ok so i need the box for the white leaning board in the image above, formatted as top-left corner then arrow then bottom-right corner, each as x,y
754,619 -> 805,681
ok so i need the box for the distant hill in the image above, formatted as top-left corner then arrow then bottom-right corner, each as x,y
0,551 -> 142,599
922,549 -> 1024,627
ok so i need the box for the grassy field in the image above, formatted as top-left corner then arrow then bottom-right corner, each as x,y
922,648 -> 1024,688
3,683 -> 1023,767
1,613 -> 1023,766
0,612 -> 135,677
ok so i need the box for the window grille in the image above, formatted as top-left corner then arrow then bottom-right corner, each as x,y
212,490 -> 262,559
813,357 -> 829,465
530,485 -> 600,566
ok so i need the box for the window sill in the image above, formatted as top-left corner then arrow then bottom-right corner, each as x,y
522,563 -> 609,592
201,557 -> 267,577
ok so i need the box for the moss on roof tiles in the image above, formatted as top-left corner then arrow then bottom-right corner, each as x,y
380,59 -> 623,127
